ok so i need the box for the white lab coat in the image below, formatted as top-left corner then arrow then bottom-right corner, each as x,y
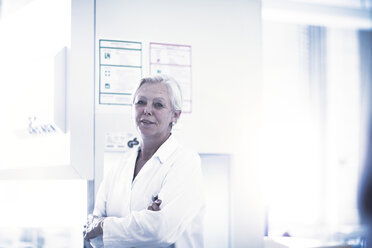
90,135 -> 205,248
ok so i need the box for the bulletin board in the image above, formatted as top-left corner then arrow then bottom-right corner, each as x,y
99,40 -> 142,105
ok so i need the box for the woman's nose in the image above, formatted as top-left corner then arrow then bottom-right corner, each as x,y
143,105 -> 152,115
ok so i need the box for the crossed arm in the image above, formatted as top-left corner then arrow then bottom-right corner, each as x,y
83,154 -> 204,247
83,199 -> 162,241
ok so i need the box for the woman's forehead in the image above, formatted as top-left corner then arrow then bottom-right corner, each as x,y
137,83 -> 170,98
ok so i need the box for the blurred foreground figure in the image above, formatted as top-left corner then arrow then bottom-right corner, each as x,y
359,120 -> 372,248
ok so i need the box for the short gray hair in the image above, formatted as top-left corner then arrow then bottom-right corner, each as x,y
133,74 -> 183,111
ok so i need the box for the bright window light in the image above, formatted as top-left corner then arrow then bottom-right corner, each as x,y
262,19 -> 363,241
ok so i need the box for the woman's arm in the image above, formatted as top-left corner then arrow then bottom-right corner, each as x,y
84,165 -> 112,248
84,197 -> 163,241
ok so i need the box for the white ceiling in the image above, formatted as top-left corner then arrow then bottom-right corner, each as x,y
0,0 -> 35,19
263,0 -> 372,28
265,0 -> 372,9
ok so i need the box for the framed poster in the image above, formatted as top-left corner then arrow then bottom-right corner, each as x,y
150,42 -> 192,112
99,40 -> 142,105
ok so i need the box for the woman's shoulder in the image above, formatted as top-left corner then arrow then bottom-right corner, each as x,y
166,135 -> 197,158
172,141 -> 201,169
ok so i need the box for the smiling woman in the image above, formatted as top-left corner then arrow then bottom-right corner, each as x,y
134,82 -> 181,146
84,75 -> 205,248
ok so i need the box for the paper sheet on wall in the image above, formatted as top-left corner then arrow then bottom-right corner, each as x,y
99,40 -> 142,105
150,42 -> 192,112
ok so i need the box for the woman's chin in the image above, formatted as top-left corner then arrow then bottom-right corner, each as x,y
138,128 -> 155,138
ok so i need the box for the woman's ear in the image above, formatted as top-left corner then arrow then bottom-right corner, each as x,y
172,110 -> 182,123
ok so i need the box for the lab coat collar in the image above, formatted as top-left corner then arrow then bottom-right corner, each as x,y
153,134 -> 179,165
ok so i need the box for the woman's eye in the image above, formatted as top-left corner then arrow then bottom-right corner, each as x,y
136,100 -> 145,105
154,102 -> 164,108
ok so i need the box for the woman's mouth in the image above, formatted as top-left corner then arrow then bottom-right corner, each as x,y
140,119 -> 155,125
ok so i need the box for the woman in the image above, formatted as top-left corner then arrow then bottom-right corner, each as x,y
84,75 -> 205,248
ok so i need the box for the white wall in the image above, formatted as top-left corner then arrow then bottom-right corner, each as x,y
94,0 -> 264,246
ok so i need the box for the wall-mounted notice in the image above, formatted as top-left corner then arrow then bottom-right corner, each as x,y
99,40 -> 142,105
150,42 -> 192,112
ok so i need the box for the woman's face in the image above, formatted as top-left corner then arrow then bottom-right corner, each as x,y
133,82 -> 180,141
